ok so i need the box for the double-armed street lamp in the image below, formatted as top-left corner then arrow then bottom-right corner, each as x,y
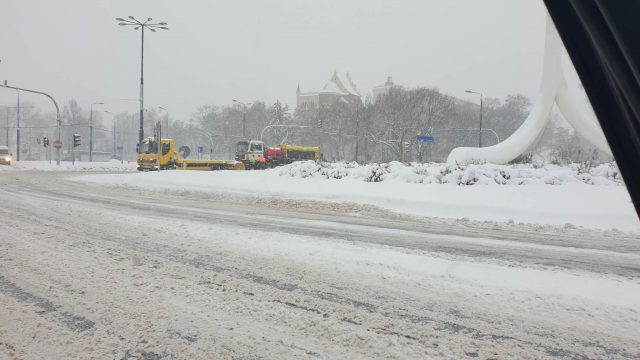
115,16 -> 169,146
465,89 -> 484,148
232,99 -> 252,139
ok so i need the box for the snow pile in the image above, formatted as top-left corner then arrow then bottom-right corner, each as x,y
278,161 -> 624,186
76,164 -> 640,232
0,160 -> 137,172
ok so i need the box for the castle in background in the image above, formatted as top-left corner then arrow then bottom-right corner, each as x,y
296,71 -> 362,109
372,76 -> 396,101
296,73 -> 399,110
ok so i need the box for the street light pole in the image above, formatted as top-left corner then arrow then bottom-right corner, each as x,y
116,16 -> 169,147
101,110 -> 115,156
232,99 -> 252,139
5,107 -> 8,146
16,90 -> 20,161
158,106 -> 168,138
465,90 -> 483,148
89,102 -> 104,162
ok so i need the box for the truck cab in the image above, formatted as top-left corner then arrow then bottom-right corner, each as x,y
137,138 -> 177,171
0,146 -> 12,165
235,140 -> 264,165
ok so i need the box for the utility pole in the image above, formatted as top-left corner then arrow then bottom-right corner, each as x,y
89,102 -> 104,162
113,117 -> 116,155
465,89 -> 483,147
1,104 -> 34,150
16,90 -> 20,161
5,108 -> 8,146
232,99 -> 252,139
158,106 -> 168,138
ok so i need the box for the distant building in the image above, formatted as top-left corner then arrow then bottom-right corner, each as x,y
297,71 -> 362,109
372,76 -> 398,101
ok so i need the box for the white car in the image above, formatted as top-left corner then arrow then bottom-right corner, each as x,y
0,145 -> 12,165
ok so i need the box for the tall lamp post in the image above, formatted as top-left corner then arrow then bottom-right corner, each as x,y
116,16 -> 169,147
158,106 -> 169,138
102,110 -> 115,156
15,90 -> 20,161
89,102 -> 104,162
232,99 -> 252,139
465,89 -> 483,148
0,105 -> 32,149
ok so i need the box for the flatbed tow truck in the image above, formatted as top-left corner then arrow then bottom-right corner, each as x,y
137,137 -> 244,171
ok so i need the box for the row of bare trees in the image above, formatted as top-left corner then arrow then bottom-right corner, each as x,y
8,85 -> 610,164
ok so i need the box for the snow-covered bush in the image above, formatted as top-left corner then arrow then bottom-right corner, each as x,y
275,160 -> 624,187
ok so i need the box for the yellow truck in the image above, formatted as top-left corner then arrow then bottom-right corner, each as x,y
137,138 -> 244,171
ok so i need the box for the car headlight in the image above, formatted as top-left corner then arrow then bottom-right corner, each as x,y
4,157 -> 9,161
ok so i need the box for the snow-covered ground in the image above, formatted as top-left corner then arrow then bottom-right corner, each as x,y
0,160 -> 137,172
1,172 -> 639,359
75,161 -> 640,232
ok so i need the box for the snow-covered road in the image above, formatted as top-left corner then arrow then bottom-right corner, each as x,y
1,171 -> 639,359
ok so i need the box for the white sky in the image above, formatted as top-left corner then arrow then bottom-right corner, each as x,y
0,0 -> 547,122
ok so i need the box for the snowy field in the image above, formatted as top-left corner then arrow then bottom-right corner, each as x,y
0,160 -> 138,172
76,161 -> 640,233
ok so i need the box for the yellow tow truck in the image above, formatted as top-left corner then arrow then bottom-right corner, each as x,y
137,138 -> 244,171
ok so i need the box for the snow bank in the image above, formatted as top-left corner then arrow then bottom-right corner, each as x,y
0,160 -> 137,172
278,161 -> 624,186
75,161 -> 640,232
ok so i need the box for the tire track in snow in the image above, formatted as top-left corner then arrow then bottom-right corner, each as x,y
0,276 -> 95,333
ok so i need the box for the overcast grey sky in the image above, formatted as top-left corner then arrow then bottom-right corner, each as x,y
0,0 -> 547,121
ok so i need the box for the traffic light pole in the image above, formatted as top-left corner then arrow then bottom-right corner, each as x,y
0,82 -> 62,165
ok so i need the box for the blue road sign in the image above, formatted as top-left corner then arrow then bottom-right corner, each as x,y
416,135 -> 434,143
197,146 -> 204,154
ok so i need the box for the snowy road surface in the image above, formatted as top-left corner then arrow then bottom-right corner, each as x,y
1,171 -> 639,359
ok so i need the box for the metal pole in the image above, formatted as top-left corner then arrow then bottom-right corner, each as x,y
355,121 -> 359,163
139,26 -> 145,146
242,107 -> 246,139
1,83 -> 62,165
16,91 -> 20,161
113,118 -> 116,155
5,108 -> 8,146
479,93 -> 483,148
89,104 -> 93,162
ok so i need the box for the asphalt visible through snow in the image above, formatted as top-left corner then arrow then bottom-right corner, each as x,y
1,171 -> 639,359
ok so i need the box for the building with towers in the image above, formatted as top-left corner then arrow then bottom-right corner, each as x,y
296,71 -> 362,109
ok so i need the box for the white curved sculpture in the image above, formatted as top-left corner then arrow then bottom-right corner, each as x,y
447,16 -> 612,165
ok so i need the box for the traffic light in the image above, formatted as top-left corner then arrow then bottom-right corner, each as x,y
43,137 -> 49,147
73,134 -> 81,147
